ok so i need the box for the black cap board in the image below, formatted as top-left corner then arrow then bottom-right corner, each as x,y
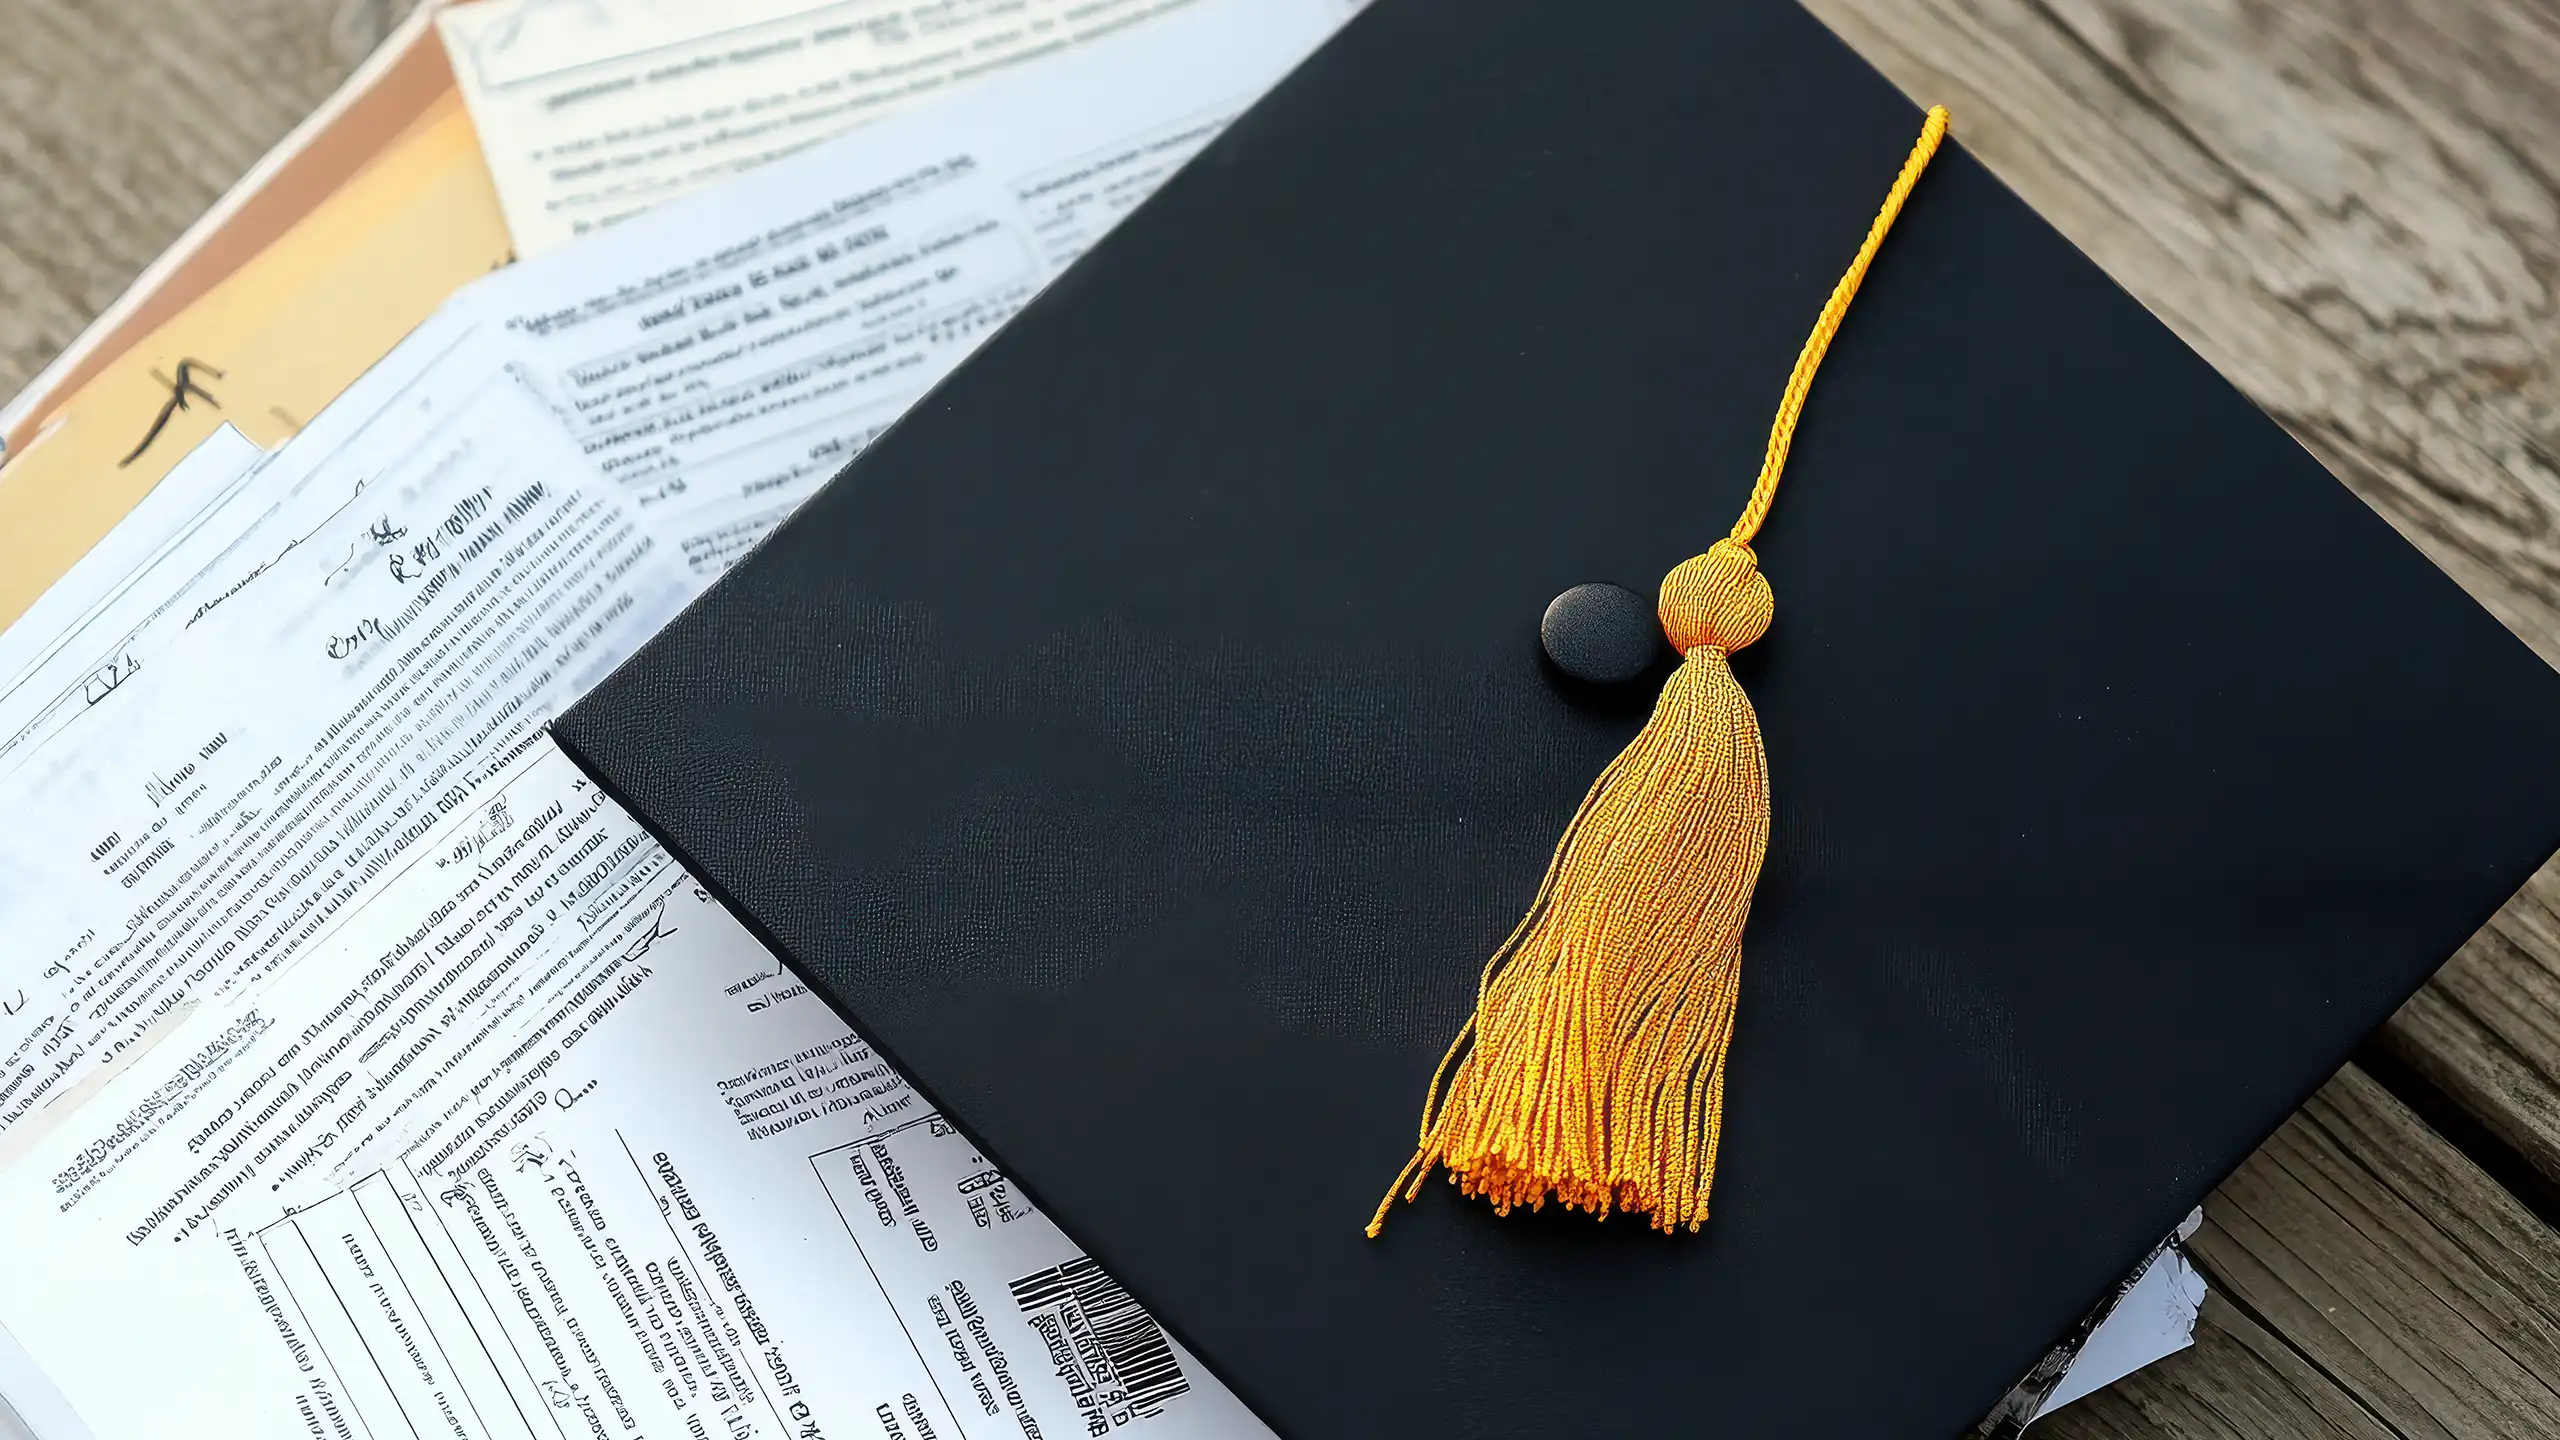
554,0 -> 2560,1433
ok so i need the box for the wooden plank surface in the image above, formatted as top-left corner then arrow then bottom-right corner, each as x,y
8,0 -> 2560,1437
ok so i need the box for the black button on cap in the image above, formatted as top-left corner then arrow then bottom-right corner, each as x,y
1540,582 -> 1664,685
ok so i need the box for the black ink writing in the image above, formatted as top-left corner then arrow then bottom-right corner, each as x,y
119,359 -> 225,468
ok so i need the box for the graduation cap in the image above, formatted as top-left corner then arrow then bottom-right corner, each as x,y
556,0 -> 2560,1432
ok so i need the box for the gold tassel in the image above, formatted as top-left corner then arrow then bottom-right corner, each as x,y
1370,106 -> 1951,1238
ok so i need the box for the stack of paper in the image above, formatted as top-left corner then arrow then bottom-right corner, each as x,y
0,2 -> 2199,1436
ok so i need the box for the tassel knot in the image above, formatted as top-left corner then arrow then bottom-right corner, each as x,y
1660,540 -> 1774,655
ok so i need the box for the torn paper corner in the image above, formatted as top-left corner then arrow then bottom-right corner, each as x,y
1975,1206 -> 2209,1436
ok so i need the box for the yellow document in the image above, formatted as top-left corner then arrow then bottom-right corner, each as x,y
0,96 -> 512,631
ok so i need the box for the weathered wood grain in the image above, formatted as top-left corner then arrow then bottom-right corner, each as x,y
2198,1066 -> 2560,1435
0,0 -> 411,401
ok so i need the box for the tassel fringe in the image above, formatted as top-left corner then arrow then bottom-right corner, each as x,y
1369,544 -> 1772,1236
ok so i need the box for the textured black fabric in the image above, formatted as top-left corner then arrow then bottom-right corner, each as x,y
554,0 -> 2560,1433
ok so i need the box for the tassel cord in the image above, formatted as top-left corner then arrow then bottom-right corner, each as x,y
1729,105 -> 1949,549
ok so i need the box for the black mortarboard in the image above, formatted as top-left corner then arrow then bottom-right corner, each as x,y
554,0 -> 2560,1433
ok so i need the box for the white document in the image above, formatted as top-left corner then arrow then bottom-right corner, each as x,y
0,738 -> 1267,1440
0,425 -> 262,699
457,0 -> 1353,575
0,349 -> 691,1137
440,0 -> 1361,257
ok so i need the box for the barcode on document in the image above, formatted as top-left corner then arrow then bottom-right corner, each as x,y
1008,1256 -> 1191,1419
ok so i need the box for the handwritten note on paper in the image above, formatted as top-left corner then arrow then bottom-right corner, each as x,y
0,739 -> 1271,1440
0,365 -> 690,1137
0,310 -> 521,785
439,0 -> 1365,255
